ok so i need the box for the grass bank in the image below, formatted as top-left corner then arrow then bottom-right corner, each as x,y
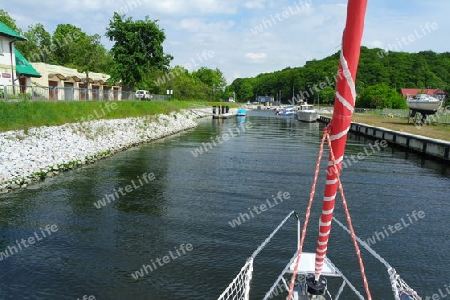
0,100 -> 236,132
350,113 -> 450,141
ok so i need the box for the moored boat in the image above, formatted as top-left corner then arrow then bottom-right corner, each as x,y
297,103 -> 319,122
406,94 -> 442,114
275,105 -> 297,117
236,109 -> 246,116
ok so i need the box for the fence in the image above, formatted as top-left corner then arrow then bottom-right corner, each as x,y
354,107 -> 450,124
0,85 -> 170,102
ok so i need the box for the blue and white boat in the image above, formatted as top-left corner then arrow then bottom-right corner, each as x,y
275,105 -> 297,117
236,109 -> 246,116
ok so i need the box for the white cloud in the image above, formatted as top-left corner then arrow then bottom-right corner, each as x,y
245,52 -> 267,63
178,19 -> 235,32
243,0 -> 266,9
367,40 -> 384,49
3,0 -> 450,85
137,0 -> 239,16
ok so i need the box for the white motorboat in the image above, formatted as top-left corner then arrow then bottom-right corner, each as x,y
275,105 -> 297,117
217,0 -> 422,299
297,104 -> 319,122
406,94 -> 442,113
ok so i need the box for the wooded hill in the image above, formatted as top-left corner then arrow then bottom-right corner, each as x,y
228,47 -> 450,108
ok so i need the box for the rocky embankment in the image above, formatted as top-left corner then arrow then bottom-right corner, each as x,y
0,108 -> 211,194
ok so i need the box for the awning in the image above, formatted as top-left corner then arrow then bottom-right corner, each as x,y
14,49 -> 41,78
49,73 -> 67,80
82,77 -> 94,83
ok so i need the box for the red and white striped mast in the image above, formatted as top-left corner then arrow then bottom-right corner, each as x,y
310,0 -> 370,298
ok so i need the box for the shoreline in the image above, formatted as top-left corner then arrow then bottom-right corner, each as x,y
319,115 -> 450,162
0,108 -> 212,194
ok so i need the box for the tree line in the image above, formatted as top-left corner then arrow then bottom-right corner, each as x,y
229,47 -> 450,108
0,10 -> 226,101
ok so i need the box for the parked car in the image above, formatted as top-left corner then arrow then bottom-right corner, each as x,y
135,90 -> 152,100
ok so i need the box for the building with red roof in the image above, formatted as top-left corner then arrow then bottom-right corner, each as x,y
400,88 -> 446,101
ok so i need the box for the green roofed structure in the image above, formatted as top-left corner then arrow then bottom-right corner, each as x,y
0,21 -> 26,41
0,20 -> 41,91
14,48 -> 41,78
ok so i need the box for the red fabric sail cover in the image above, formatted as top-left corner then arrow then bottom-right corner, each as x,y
314,0 -> 368,279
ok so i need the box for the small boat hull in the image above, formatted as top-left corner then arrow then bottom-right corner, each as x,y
406,94 -> 442,113
297,111 -> 319,122
297,104 -> 319,122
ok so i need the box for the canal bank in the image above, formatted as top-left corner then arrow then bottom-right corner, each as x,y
0,108 -> 212,194
319,115 -> 450,162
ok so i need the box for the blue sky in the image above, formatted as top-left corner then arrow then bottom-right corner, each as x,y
4,0 -> 449,83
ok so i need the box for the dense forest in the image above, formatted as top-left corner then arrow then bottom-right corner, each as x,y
229,47 -> 450,108
2,9 -> 449,107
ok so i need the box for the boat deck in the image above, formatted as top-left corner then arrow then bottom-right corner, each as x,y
287,252 -> 341,277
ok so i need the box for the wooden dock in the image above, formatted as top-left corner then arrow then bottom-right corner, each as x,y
212,113 -> 235,119
319,116 -> 450,162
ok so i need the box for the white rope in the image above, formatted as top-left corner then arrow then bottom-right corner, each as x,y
335,281 -> 347,300
325,258 -> 366,300
217,258 -> 254,300
251,211 -> 296,259
263,254 -> 298,300
332,217 -> 422,300
218,211 -> 296,300
332,217 -> 391,268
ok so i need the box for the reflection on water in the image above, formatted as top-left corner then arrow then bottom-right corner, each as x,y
0,112 -> 448,299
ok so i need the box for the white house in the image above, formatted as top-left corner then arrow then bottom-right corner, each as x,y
0,21 -> 41,92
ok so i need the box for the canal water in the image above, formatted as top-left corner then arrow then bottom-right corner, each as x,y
0,110 -> 449,300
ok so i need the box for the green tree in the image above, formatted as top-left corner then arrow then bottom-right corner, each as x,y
142,66 -> 213,100
357,83 -> 407,109
318,86 -> 336,105
71,33 -> 112,99
105,13 -> 173,91
0,9 -> 21,33
192,67 -> 226,101
16,23 -> 52,62
226,78 -> 254,102
52,24 -> 90,67
237,81 -> 254,102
